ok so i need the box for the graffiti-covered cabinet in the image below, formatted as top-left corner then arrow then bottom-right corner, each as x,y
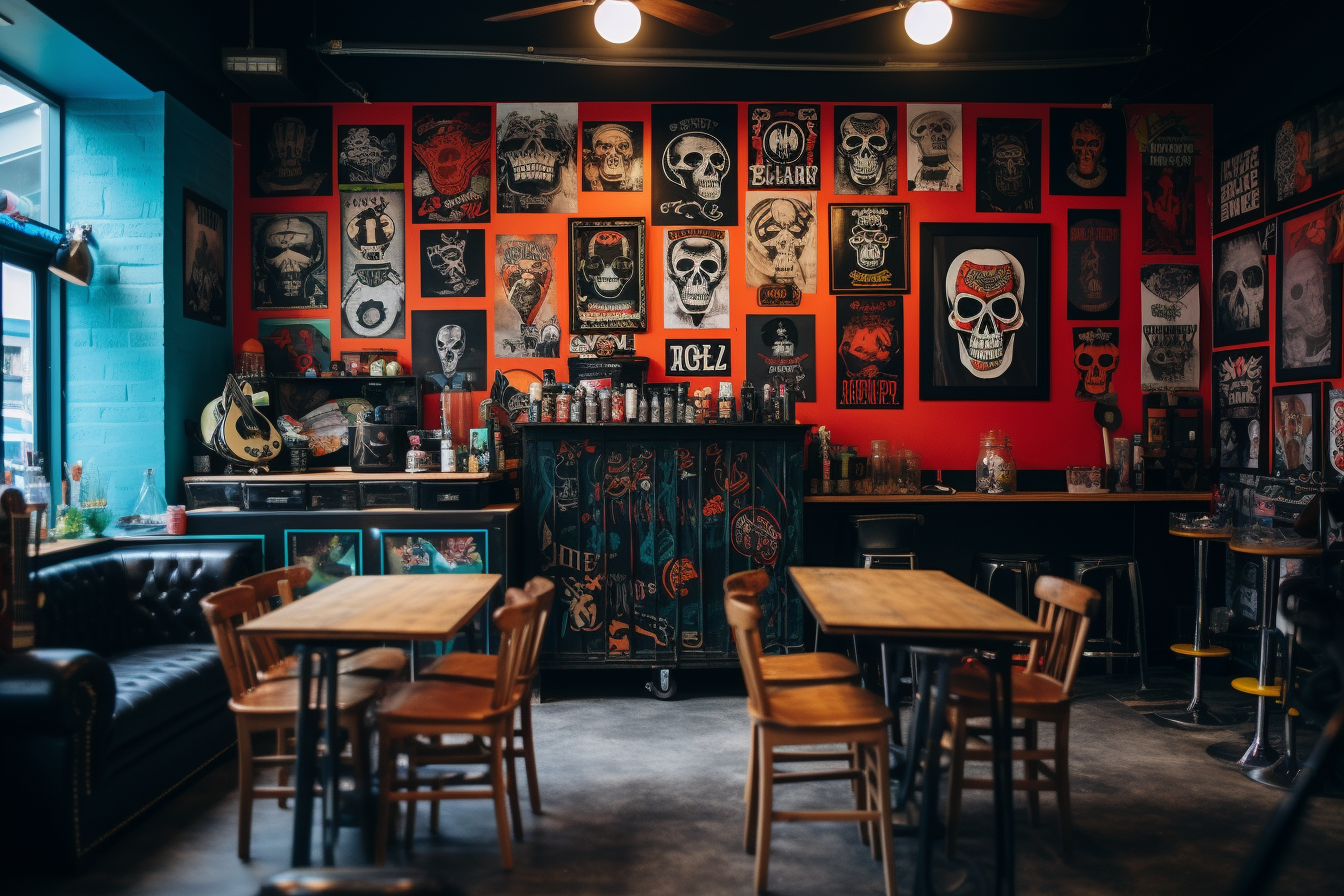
521,423 -> 807,671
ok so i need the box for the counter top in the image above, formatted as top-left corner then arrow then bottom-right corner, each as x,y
805,491 -> 1210,503
184,471 -> 499,483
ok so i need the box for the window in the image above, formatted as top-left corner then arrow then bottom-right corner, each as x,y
0,76 -> 54,225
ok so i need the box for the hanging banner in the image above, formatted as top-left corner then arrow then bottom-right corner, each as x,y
1140,263 -> 1200,392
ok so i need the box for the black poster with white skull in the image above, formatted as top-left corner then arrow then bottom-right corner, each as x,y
496,103 -> 578,214
836,297 -> 903,409
1214,347 -> 1269,474
1213,224 -> 1269,347
419,229 -> 485,298
411,309 -> 487,390
746,314 -> 815,402
410,106 -> 491,224
340,191 -> 405,339
1072,327 -> 1119,401
1048,108 -> 1127,197
1276,198 -> 1342,382
1066,209 -> 1121,320
184,190 -> 226,326
833,105 -> 899,195
747,104 -> 819,189
975,118 -> 1042,214
250,106 -> 332,197
1136,111 -> 1198,255
652,104 -> 739,226
1215,136 -> 1264,233
494,234 -> 561,358
581,121 -> 643,191
337,125 -> 403,188
251,212 -> 328,311
664,227 -> 730,329
569,218 -> 647,333
745,192 -> 817,305
1139,264 -> 1200,392
828,204 -> 910,294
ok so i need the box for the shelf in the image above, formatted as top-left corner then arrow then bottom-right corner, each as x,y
805,491 -> 1211,504
184,470 -> 501,483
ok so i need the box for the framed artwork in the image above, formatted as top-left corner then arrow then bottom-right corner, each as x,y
419,229 -> 486,297
411,309 -> 487,390
1277,197 -> 1342,381
975,118 -> 1042,213
496,103 -> 578,214
906,104 -> 963,191
747,103 -> 820,189
337,125 -> 403,188
251,213 -> 327,311
1214,135 -> 1264,233
1212,224 -> 1269,347
833,105 -> 899,195
1267,110 -> 1318,214
651,104 -> 739,226
745,192 -> 817,305
664,227 -> 730,329
339,191 -> 404,339
381,530 -> 488,575
1214,347 -> 1269,474
1048,107 -> 1127,197
183,189 -> 226,326
745,314 -> 816,402
258,318 -> 331,375
918,222 -> 1051,401
1271,382 -> 1322,479
1072,327 -> 1119,401
494,234 -> 561,357
249,105 -> 332,197
1328,388 -> 1344,484
836,296 -> 903,409
410,105 -> 492,223
569,333 -> 634,356
828,203 -> 910,294
1139,264 -> 1200,392
581,120 -> 643,191
569,218 -> 647,333
1065,209 -> 1120,319
285,529 -> 361,592
1137,111 -> 1198,255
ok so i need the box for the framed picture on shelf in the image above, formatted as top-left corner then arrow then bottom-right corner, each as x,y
1276,198 -> 1342,382
381,530 -> 489,575
284,529 -> 361,593
1214,347 -> 1270,474
828,203 -> 910,294
1270,382 -> 1323,479
568,218 -> 647,333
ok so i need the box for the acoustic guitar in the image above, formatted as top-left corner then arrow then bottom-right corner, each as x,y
204,376 -> 281,464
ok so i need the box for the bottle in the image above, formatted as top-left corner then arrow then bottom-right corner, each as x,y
570,385 -> 585,423
762,382 -> 774,423
132,468 -> 168,520
611,389 -> 625,423
555,385 -> 571,423
740,381 -> 755,423
718,381 -> 734,420
676,382 -> 689,423
649,388 -> 661,423
777,378 -> 792,424
585,391 -> 599,424
528,382 -> 542,423
663,388 -> 675,424
638,389 -> 650,423
598,388 -> 611,422
440,429 -> 455,472
625,383 -> 638,421
1132,434 -> 1146,491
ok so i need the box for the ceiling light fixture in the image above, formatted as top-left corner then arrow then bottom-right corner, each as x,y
904,1 -> 953,45
594,0 -> 641,44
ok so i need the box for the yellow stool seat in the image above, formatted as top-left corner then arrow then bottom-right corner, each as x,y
1170,643 -> 1231,658
1231,676 -> 1282,698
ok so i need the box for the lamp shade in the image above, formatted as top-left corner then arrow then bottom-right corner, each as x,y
49,225 -> 93,287
594,0 -> 641,43
905,1 -> 953,45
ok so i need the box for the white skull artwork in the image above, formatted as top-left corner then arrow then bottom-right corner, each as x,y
259,215 -> 323,299
1281,250 -> 1331,366
590,124 -> 635,186
581,230 -> 635,298
663,132 -> 729,201
838,113 -> 891,186
498,110 -> 572,197
945,249 -> 1025,379
847,212 -> 890,271
1217,233 -> 1265,331
909,110 -> 954,161
436,324 -> 465,377
749,197 -> 813,283
668,236 -> 726,320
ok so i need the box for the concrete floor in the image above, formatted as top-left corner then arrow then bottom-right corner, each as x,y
11,669 -> 1344,896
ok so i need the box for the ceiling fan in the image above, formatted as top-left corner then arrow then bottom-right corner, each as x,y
485,0 -> 733,37
771,0 -> 1068,40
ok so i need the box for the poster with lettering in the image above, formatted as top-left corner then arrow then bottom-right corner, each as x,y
651,104 -> 739,226
746,314 -> 815,402
1065,209 -> 1121,320
836,296 -> 903,409
1140,264 -> 1200,392
1214,347 -> 1269,474
183,190 -> 226,326
1134,110 -> 1198,255
410,105 -> 492,223
1215,136 -> 1264,233
339,191 -> 405,339
747,104 -> 820,189
828,203 -> 910,294
493,234 -> 562,359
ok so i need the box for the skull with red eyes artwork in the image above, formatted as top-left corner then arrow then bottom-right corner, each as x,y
571,220 -> 646,332
944,249 -> 1026,379
1072,327 -> 1120,401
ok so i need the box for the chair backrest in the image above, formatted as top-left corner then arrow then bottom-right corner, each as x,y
490,588 -> 540,711
722,569 -> 770,604
723,589 -> 771,718
852,514 -> 924,558
200,585 -> 273,698
236,566 -> 314,672
1028,575 -> 1100,696
520,577 -> 556,679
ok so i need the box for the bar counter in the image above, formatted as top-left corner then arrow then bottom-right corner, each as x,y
806,491 -> 1210,503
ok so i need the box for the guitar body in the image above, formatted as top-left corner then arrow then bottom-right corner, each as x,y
207,377 -> 281,464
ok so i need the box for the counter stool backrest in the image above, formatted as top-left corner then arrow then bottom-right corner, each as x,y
1029,576 -> 1100,695
724,591 -> 771,719
723,569 -> 770,604
236,566 -> 314,672
852,514 -> 924,568
490,589 -> 540,712
201,585 -> 274,698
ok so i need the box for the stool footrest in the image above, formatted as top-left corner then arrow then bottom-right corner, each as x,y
1170,643 -> 1232,658
1231,676 -> 1282,698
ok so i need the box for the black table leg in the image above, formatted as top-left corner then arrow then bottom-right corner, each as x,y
897,650 -> 933,811
913,656 -> 953,896
986,650 -> 1016,896
291,643 -> 316,867
321,646 -> 339,865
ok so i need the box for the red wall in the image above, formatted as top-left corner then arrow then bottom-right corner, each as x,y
231,101 -> 1213,472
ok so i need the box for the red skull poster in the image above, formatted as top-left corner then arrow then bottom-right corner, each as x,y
1072,327 -> 1119,401
837,296 -> 904,409
410,105 -> 492,223
1049,108 -> 1127,197
1134,111 -> 1198,255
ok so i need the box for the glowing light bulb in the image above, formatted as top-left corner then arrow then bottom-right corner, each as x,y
594,0 -> 641,44
904,0 -> 953,45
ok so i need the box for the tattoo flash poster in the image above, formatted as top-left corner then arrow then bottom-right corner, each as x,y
1272,385 -> 1318,478
183,190 -> 226,326
834,106 -> 899,195
410,105 -> 492,224
411,309 -> 487,388
1215,136 -> 1264,233
906,104 -> 963,192
976,118 -> 1042,214
1214,347 -> 1269,474
664,227 -> 730,329
1139,264 -> 1200,392
1328,388 -> 1344,484
1066,209 -> 1121,319
747,104 -> 820,189
829,203 -> 910,294
837,296 -> 903,409
420,229 -> 486,298
494,234 -> 561,358
251,212 -> 327,311
496,103 -> 578,214
745,192 -> 817,305
1048,108 -> 1127,197
747,314 -> 816,402
1277,200 -> 1342,381
1135,111 -> 1198,255
337,125 -> 403,188
581,120 -> 643,192
652,104 -> 739,226
1072,327 -> 1119,401
1212,224 -> 1269,347
340,191 -> 405,339
250,105 -> 332,198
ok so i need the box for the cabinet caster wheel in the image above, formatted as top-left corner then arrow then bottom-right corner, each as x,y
646,669 -> 678,700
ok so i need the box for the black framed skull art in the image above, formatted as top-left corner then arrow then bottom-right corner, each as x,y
569,217 -> 647,333
1212,224 -> 1269,346
834,106 -> 899,196
652,104 -> 739,226
251,212 -> 328,311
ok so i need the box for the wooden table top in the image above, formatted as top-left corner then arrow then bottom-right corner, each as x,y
788,567 -> 1048,643
1168,528 -> 1231,540
239,574 -> 500,641
1228,541 -> 1322,557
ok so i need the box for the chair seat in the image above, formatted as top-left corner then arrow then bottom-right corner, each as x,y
229,673 -> 384,716
264,647 -> 409,681
948,666 -> 1069,709
378,680 -> 516,724
760,651 -> 860,685
756,682 -> 892,730
420,651 -> 498,683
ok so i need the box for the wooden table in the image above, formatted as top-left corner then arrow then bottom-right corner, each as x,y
240,573 -> 501,867
789,567 -> 1048,896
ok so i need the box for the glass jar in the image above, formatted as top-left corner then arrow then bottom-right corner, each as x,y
895,449 -> 921,494
869,440 -> 891,494
975,431 -> 1017,495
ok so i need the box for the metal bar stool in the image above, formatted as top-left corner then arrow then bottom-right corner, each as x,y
835,515 -> 925,693
973,553 -> 1050,619
1070,554 -> 1156,694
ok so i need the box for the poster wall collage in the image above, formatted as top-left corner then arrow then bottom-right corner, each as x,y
226,99 -> 1209,463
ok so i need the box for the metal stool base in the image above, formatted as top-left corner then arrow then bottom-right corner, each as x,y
1113,686 -> 1187,703
1207,738 -> 1280,768
1151,706 -> 1248,729
1245,755 -> 1302,790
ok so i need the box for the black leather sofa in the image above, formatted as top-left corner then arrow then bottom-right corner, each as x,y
0,538 -> 261,868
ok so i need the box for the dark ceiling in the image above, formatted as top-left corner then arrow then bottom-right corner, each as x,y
24,0 -> 1344,146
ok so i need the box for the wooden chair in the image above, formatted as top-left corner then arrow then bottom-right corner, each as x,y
724,570 -> 861,687
727,594 -> 897,896
944,574 -> 1099,859
374,589 -> 539,869
200,585 -> 383,861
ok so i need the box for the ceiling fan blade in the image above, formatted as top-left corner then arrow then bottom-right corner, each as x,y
947,0 -> 1068,18
771,5 -> 903,40
635,0 -> 734,35
484,1 -> 594,23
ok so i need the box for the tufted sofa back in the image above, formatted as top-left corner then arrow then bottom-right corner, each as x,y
34,541 -> 262,654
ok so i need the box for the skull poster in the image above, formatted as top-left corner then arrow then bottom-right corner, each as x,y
918,223 -> 1051,401
1072,327 -> 1119,401
1271,384 -> 1321,478
746,315 -> 815,402
747,104 -> 819,189
337,125 -> 403,188
496,103 -> 578,214
1328,388 -> 1344,484
745,192 -> 817,305
1212,224 -> 1268,347
652,104 -> 739,226
258,318 -> 331,376
1065,209 -> 1121,319
249,106 -> 332,197
1048,108 -> 1127,197
664,228 -> 730,329
828,203 -> 910,294
494,234 -> 562,358
251,212 -> 328,311
410,106 -> 492,224
834,105 -> 899,195
905,104 -> 962,192
1134,111 -> 1198,255
1276,199 -> 1342,381
581,120 -> 643,192
1213,348 -> 1269,474
976,118 -> 1041,213
568,218 -> 647,333
183,190 -> 226,326
419,229 -> 485,298
836,296 -> 903,409
1139,264 -> 1200,392
411,309 -> 486,389
1215,136 -> 1264,233
340,191 -> 405,339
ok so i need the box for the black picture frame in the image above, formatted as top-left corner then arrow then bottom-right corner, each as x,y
1212,222 -> 1269,347
1270,382 -> 1323,479
568,218 -> 647,333
183,189 -> 227,326
1213,347 -> 1270,475
249,105 -> 332,198
919,222 -> 1051,401
419,229 -> 486,298
828,203 -> 910,294
1276,196 -> 1343,382
1047,107 -> 1127,197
